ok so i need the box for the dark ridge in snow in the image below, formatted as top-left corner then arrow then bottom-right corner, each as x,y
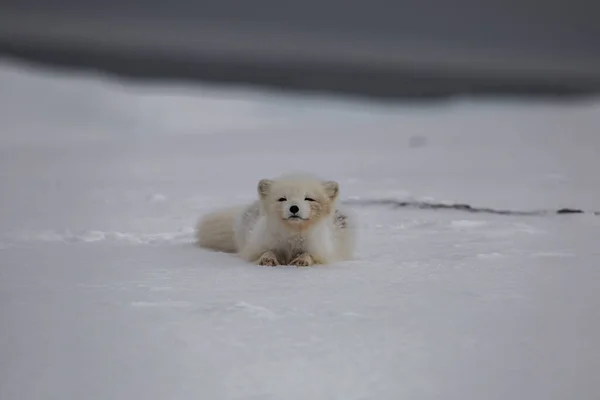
344,199 -> 596,216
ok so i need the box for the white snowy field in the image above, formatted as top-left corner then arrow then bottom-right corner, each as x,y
1,58 -> 599,400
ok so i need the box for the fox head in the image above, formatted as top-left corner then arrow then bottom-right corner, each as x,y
257,174 -> 339,232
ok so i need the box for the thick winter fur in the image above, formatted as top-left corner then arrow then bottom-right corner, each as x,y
195,174 -> 355,266
195,206 -> 243,253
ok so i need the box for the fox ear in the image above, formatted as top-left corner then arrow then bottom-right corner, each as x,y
322,180 -> 339,200
257,179 -> 273,198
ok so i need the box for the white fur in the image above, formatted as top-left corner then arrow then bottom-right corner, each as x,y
196,174 -> 355,266
195,205 -> 243,253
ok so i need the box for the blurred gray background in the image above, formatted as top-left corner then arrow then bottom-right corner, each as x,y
1,0 -> 599,99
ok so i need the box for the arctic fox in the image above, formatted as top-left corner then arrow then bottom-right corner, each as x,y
196,174 -> 355,266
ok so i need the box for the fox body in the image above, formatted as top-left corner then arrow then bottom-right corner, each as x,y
196,174 -> 355,266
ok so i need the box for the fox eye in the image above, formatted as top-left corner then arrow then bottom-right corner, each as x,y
305,197 -> 316,202
277,197 -> 287,202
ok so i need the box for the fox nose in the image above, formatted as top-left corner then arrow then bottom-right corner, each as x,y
289,205 -> 299,214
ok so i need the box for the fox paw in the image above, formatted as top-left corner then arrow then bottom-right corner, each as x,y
257,251 -> 280,267
290,253 -> 315,267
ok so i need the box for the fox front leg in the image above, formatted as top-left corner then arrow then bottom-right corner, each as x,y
289,253 -> 315,267
256,250 -> 280,266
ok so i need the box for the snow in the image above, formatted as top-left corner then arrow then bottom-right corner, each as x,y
1,58 -> 600,400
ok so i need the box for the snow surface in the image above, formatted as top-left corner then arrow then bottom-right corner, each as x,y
1,58 -> 600,400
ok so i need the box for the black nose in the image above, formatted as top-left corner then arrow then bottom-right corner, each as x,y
289,205 -> 299,214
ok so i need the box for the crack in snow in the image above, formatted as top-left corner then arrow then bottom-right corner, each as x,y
344,198 -> 598,216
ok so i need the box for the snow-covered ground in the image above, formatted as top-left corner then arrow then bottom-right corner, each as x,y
1,58 -> 599,400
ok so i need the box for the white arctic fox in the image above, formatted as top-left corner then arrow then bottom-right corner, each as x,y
196,174 -> 355,266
